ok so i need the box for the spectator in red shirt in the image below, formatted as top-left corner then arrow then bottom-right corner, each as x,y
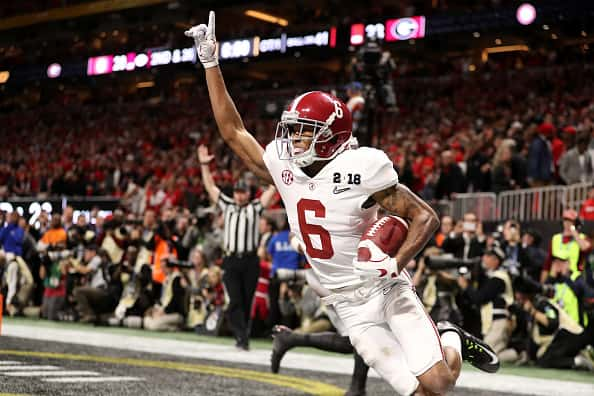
579,186 -> 594,221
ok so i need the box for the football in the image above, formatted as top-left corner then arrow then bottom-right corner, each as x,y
357,215 -> 409,261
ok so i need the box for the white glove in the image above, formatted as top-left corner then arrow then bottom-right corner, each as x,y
184,10 -> 218,68
353,239 -> 399,279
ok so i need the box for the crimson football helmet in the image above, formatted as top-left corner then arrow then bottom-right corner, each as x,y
275,91 -> 353,167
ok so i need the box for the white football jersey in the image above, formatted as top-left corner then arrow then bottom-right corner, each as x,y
263,142 -> 399,290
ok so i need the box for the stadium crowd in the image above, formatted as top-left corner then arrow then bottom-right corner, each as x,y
2,53 -> 594,203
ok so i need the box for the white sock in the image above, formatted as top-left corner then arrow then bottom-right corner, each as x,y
440,331 -> 462,361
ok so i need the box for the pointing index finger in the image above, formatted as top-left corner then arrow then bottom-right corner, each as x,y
207,11 -> 215,38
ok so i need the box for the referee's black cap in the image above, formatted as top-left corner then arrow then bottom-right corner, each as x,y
233,180 -> 249,192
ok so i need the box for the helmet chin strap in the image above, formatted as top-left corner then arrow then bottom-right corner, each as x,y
291,149 -> 315,167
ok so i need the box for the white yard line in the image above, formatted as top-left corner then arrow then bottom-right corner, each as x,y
0,365 -> 60,371
3,323 -> 594,396
43,376 -> 142,383
0,361 -> 23,365
2,370 -> 100,377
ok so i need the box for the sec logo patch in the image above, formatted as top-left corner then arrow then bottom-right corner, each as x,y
282,169 -> 294,185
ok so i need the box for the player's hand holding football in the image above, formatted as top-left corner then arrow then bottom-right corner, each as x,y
184,11 -> 218,68
353,239 -> 399,279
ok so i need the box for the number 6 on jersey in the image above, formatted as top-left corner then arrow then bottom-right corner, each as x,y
296,199 -> 334,259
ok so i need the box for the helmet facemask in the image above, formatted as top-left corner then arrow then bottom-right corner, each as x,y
275,110 -> 351,168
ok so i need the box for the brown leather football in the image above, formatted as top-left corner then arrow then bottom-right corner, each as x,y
357,215 -> 409,261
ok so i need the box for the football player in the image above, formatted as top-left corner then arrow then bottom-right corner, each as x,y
186,12 -> 499,395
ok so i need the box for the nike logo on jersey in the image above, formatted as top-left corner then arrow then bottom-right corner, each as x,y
333,186 -> 351,194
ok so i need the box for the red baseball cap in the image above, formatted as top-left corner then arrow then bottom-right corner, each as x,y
563,126 -> 577,135
538,123 -> 555,136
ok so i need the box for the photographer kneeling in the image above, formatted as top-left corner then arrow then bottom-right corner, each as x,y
457,246 -> 513,355
513,277 -> 592,370
72,245 -> 122,323
143,257 -> 187,331
1,251 -> 34,317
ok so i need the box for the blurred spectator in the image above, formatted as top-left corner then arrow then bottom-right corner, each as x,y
252,216 -> 277,335
520,229 -> 547,282
442,211 -> 486,336
18,217 -> 41,291
545,255 -> 585,326
186,248 -> 210,329
579,185 -> 594,221
465,136 -> 492,193
193,266 -> 227,335
0,211 -> 24,257
345,82 -> 365,137
71,245 -> 121,323
442,212 -> 486,259
492,140 -> 521,193
201,212 -> 224,265
278,282 -> 331,334
257,216 -> 276,261
500,220 -> 522,277
419,247 -> 464,325
435,150 -> 466,200
527,123 -> 554,186
110,264 -> 155,328
511,276 -> 590,371
62,206 -> 74,231
457,246 -> 512,355
37,213 -> 67,251
33,210 -> 50,238
541,209 -> 591,282
267,219 -> 304,328
150,222 -> 178,286
144,260 -> 187,331
40,247 -> 69,321
1,251 -> 34,317
559,134 -> 594,185
433,215 -> 453,248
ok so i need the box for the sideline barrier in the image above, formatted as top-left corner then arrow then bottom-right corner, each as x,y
453,182 -> 590,222
452,192 -> 497,221
565,182 -> 592,212
497,185 -> 565,222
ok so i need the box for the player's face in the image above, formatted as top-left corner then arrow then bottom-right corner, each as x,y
289,127 -> 314,154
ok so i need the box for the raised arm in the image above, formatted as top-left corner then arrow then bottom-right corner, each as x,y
186,11 -> 273,184
197,145 -> 221,204
372,184 -> 440,274
259,184 -> 278,209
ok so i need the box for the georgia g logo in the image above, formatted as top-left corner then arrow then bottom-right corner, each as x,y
282,169 -> 294,185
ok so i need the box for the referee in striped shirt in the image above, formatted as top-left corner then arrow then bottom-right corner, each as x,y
198,145 -> 277,350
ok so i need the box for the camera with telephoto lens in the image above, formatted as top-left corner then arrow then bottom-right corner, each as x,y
44,244 -> 73,261
165,257 -> 194,269
275,268 -> 307,282
275,268 -> 307,290
425,255 -> 481,276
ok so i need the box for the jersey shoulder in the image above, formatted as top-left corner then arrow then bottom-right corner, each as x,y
338,147 -> 394,173
335,147 -> 399,194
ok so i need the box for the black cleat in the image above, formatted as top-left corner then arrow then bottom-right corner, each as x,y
437,321 -> 500,373
270,325 -> 294,374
